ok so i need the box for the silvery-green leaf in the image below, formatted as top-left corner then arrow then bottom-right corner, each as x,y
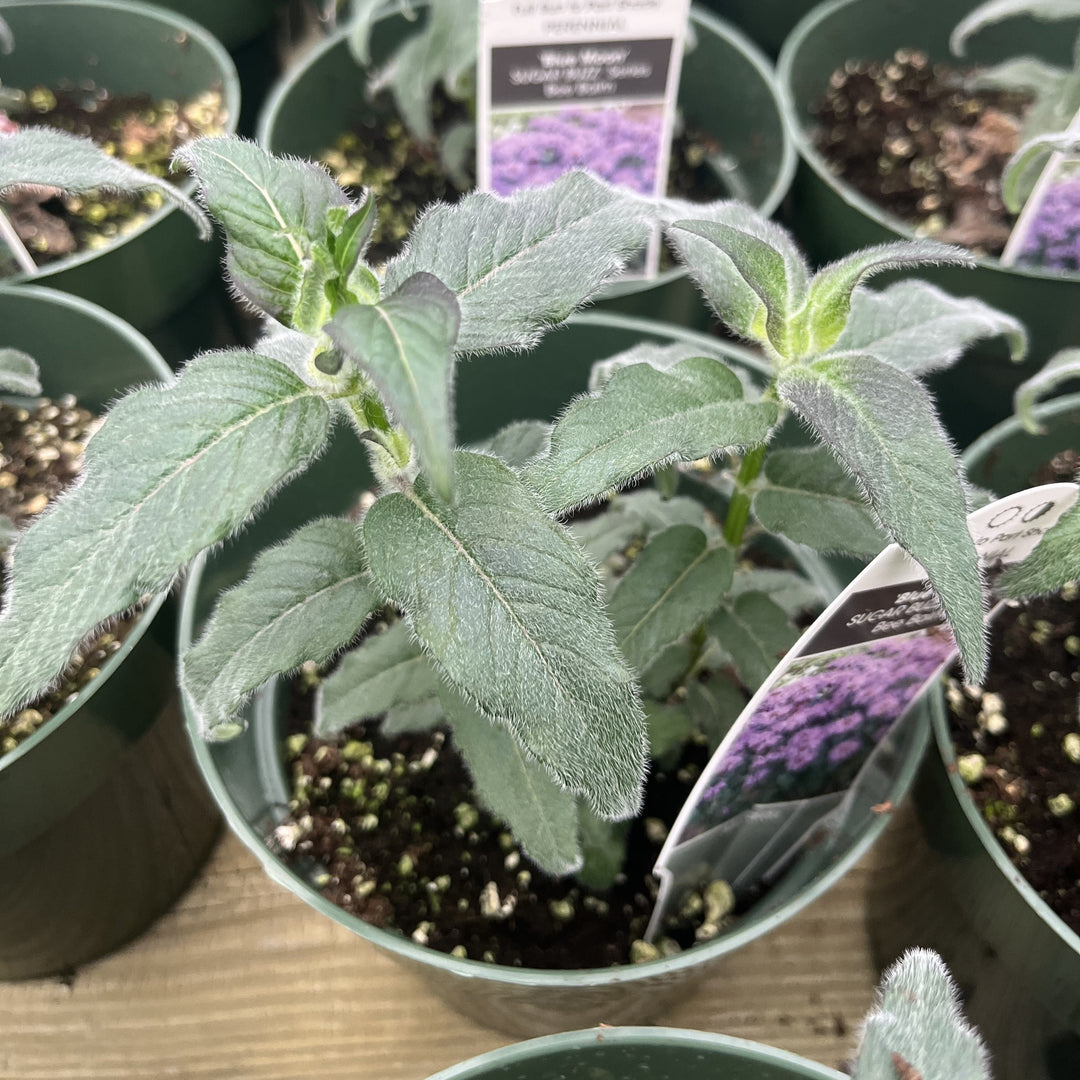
577,804 -> 630,890
852,949 -> 990,1080
442,685 -> 582,876
570,490 -> 711,564
523,356 -> 779,514
968,56 -> 1068,96
315,619 -> 442,737
646,701 -> 695,767
753,445 -> 886,559
346,0 -> 392,64
607,525 -> 734,672
686,676 -> 745,751
252,320 -> 318,380
588,340 -> 744,392
729,567 -> 823,617
779,353 -> 986,681
439,120 -> 475,190
330,194 -> 377,278
802,241 -> 972,355
1004,129 -> 1080,212
0,127 -> 210,238
0,516 -> 15,551
998,499 -> 1080,599
362,449 -> 647,818
640,639 -> 696,699
383,172 -> 655,352
381,697 -> 444,736
709,592 -> 799,692
663,202 -> 810,351
0,14 -> 12,54
327,271 -> 460,499
183,518 -> 378,738
175,137 -> 350,327
828,280 -> 1027,373
471,419 -> 551,468
951,0 -> 1080,55
0,351 -> 331,719
0,347 -> 40,396
1014,347 -> 1080,432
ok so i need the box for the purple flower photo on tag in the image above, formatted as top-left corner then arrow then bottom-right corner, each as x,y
490,104 -> 663,196
681,628 -> 957,839
1015,175 -> 1080,273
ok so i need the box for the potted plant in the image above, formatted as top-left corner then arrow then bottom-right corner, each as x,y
868,353 -> 1080,1080
777,0 -> 1079,446
0,281 -> 222,980
421,951 -> 992,1080
0,135 -> 1019,1023
0,0 -> 241,331
256,1 -> 797,332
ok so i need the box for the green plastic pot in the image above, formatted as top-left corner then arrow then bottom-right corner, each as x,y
256,4 -> 795,331
778,0 -> 1080,447
867,395 -> 1080,1080
698,0 -> 819,59
425,1027 -> 846,1080
179,311 -> 929,1037
0,284 -> 221,980
0,0 -> 240,331
149,0 -> 277,50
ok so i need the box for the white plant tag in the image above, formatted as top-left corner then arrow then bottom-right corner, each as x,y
647,483 -> 1080,941
1001,107 -> 1080,271
476,0 -> 691,277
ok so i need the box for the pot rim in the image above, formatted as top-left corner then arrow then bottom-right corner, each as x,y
776,0 -> 1080,287
2,0 -> 241,284
425,1026 -> 848,1080
0,282 -> 173,774
179,310 -> 929,990
254,2 -> 798,296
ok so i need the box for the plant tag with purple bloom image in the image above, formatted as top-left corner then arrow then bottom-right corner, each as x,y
476,0 -> 690,277
647,483 -> 1080,941
1001,106 -> 1080,274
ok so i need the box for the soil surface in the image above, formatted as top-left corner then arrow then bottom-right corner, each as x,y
275,668 -> 729,969
319,91 -> 731,266
0,396 -> 138,756
948,450 -> 1080,934
2,83 -> 226,265
813,50 -> 1031,256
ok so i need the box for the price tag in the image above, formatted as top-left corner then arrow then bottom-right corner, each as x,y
646,483 -> 1080,940
476,0 -> 691,277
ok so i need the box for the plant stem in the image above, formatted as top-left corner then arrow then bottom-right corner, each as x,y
722,443 -> 767,549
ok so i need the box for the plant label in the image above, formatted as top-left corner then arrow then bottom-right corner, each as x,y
476,0 -> 691,277
647,483 -> 1080,941
1001,106 -> 1080,271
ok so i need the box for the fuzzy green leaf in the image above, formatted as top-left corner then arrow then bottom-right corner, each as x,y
523,356 -> 779,514
828,280 -> 1027,373
0,127 -> 210,239
346,0 -> 391,65
362,449 -> 648,819
588,340 -> 745,392
442,686 -> 582,877
753,445 -> 886,558
802,241 -> 972,355
998,498 -> 1080,598
729,567 -> 824,617
1004,129 -> 1080,213
646,701 -> 695,768
951,0 -> 1080,56
778,354 -> 986,681
708,592 -> 799,692
1014,348 -> 1080,432
852,949 -> 990,1080
663,201 -> 810,352
472,419 -> 551,468
327,272 -> 460,499
607,524 -> 733,672
569,490 -> 710,566
639,640 -> 697,699
175,137 -> 350,328
0,348 -> 40,396
383,172 -> 655,353
315,620 -> 442,737
0,14 -> 12,54
577,804 -> 630,890
183,518 -> 378,738
686,676 -> 745,751
0,351 -> 331,719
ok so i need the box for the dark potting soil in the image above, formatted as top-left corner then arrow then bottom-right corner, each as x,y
0,396 -> 137,756
947,451 -> 1080,934
275,671 -> 734,969
319,91 -> 731,267
2,83 -> 227,265
813,50 -> 1031,256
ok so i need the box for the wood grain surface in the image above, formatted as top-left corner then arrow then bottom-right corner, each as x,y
0,832 -> 878,1079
